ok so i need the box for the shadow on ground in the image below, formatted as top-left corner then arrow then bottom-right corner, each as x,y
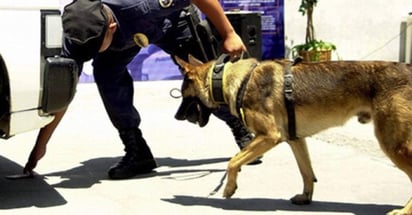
0,156 -> 228,210
1,155 -> 403,214
162,195 -> 401,214
41,156 -> 229,188
0,156 -> 66,209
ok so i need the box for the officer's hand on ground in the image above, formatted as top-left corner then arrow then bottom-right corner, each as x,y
23,144 -> 46,176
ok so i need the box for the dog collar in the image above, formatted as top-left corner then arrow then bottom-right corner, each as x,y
210,54 -> 258,125
210,54 -> 231,104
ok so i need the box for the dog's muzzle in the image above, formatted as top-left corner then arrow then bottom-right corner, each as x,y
174,97 -> 212,127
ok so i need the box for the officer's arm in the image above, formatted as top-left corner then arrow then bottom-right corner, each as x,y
24,109 -> 67,175
23,37 -> 81,175
191,0 -> 246,55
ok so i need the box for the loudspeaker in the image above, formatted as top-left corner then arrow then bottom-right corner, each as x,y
225,11 -> 262,60
194,9 -> 262,61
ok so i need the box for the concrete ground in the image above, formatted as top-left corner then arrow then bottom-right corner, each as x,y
0,81 -> 410,215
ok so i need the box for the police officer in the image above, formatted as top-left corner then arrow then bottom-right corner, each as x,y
24,0 -> 257,179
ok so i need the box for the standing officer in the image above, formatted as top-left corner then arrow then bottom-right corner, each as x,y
24,0 -> 257,179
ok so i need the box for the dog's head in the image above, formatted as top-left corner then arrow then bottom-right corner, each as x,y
174,96 -> 212,127
174,55 -> 214,127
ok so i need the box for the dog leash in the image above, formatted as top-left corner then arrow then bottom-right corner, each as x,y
207,172 -> 227,197
284,57 -> 303,140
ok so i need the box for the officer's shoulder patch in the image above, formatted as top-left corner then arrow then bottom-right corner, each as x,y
159,0 -> 173,8
133,33 -> 149,47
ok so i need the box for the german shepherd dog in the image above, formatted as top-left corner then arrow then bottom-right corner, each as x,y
174,55 -> 412,215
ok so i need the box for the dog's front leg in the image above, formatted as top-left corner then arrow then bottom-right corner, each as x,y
223,134 -> 280,198
288,138 -> 317,205
387,198 -> 412,215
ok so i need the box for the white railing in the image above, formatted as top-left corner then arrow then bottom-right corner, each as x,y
400,14 -> 412,63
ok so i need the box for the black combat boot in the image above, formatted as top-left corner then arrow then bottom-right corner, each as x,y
108,128 -> 157,179
226,118 -> 262,165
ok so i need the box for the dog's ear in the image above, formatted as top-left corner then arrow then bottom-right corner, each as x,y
188,55 -> 204,66
174,56 -> 191,75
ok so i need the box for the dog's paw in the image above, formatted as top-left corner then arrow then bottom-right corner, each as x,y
223,183 -> 237,199
290,194 -> 312,205
386,209 -> 411,215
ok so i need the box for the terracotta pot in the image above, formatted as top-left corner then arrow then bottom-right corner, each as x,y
299,50 -> 332,62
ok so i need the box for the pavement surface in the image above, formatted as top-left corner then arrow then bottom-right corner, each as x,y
0,80 -> 410,215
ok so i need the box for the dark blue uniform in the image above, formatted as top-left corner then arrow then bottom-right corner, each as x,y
60,0 -> 258,179
63,0 -> 241,134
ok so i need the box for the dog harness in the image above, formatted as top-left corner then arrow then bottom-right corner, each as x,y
211,54 -> 231,104
284,57 -> 303,140
210,53 -> 258,125
212,54 -> 302,140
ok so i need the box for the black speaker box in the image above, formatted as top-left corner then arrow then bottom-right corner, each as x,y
225,11 -> 262,60
193,9 -> 262,61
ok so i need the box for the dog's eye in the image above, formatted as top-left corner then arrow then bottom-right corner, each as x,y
183,75 -> 192,82
183,77 -> 193,86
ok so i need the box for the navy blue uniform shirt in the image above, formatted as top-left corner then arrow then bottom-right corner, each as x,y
63,0 -> 191,64
104,0 -> 190,47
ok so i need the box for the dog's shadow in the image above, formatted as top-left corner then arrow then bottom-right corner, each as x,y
2,155 -> 403,213
43,156 -> 229,188
43,156 -> 402,214
162,195 -> 401,214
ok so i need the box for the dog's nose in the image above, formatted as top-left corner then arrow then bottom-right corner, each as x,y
174,105 -> 188,120
174,97 -> 196,121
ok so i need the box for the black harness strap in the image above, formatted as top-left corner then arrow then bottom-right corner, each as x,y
212,54 -> 231,104
284,57 -> 302,140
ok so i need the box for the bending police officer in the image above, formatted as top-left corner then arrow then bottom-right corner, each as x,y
24,0 -> 257,179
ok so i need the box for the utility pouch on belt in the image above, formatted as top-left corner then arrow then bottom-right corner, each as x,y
176,6 -> 220,62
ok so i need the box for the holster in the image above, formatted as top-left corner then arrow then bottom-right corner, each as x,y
175,6 -> 220,62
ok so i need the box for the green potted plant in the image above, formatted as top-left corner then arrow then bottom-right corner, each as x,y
293,0 -> 336,62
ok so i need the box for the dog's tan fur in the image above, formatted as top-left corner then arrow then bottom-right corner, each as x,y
175,56 -> 412,215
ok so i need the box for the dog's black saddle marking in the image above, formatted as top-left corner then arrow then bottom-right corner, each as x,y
236,62 -> 259,123
284,56 -> 303,140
